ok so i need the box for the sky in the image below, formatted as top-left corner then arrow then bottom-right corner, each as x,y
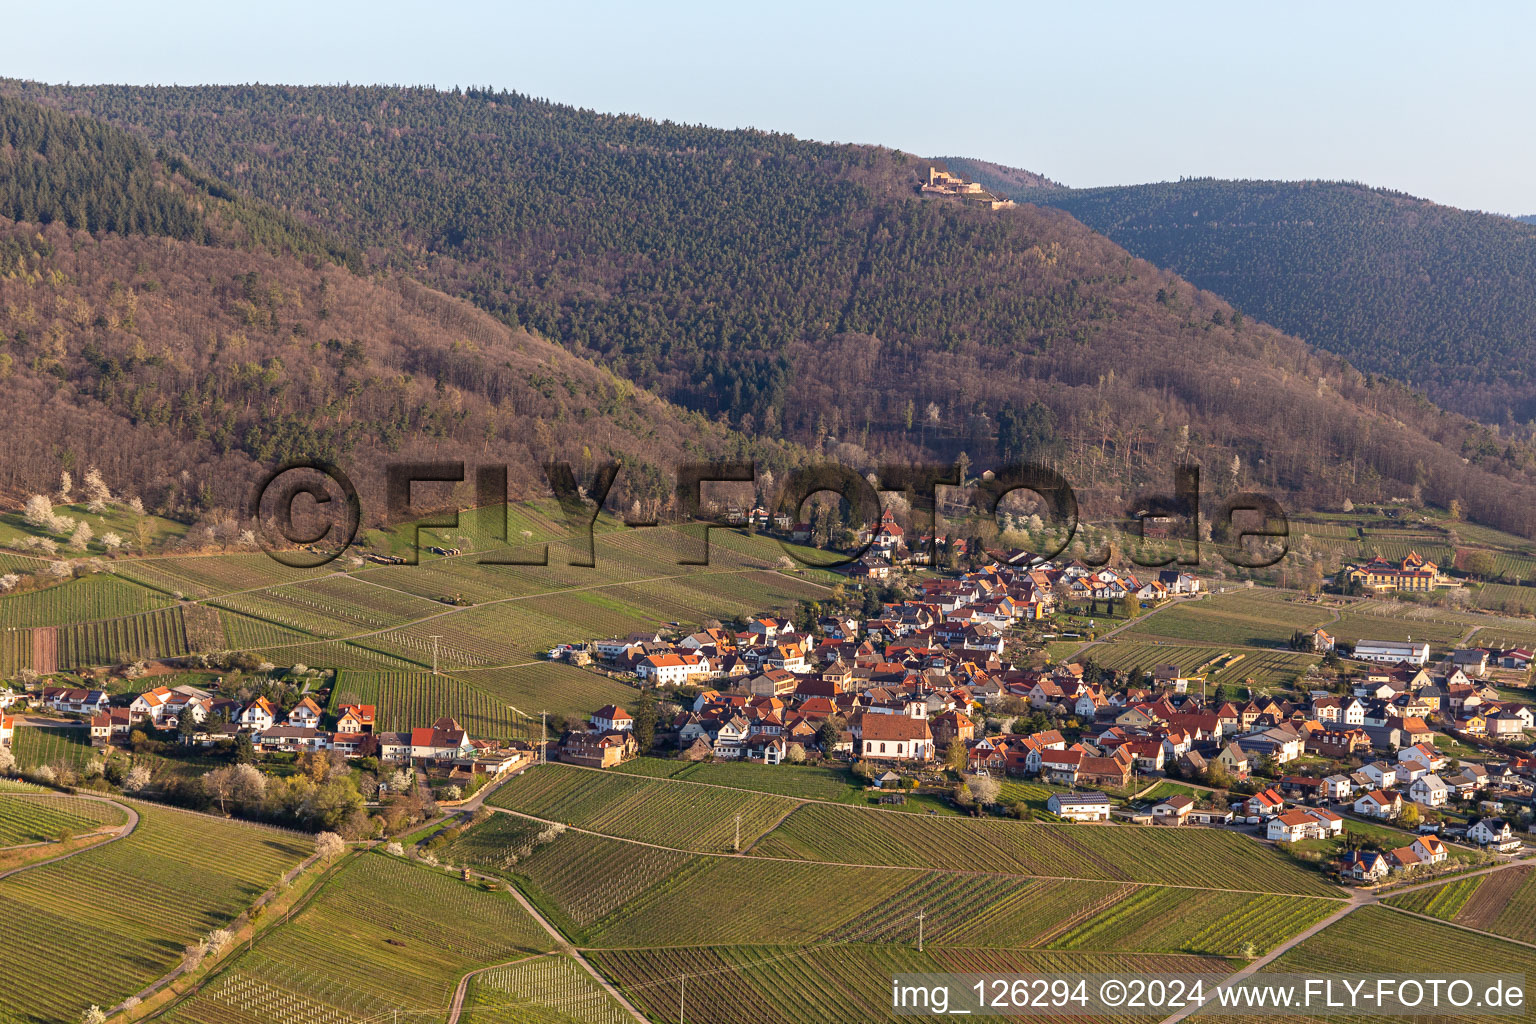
8,1 -> 1534,213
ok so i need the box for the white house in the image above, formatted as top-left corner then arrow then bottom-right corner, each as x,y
1361,761 -> 1400,789
1408,774 -> 1449,807
636,652 -> 710,686
1397,743 -> 1443,773
236,698 -> 277,732
1468,818 -> 1519,852
1352,640 -> 1430,667
1354,789 -> 1402,819
128,686 -> 174,722
287,696 -> 324,729
1324,774 -> 1354,801
1047,792 -> 1111,822
1411,834 -> 1448,865
591,705 -> 633,733
859,714 -> 935,762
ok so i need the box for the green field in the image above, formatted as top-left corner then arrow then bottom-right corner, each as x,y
0,803 -> 313,1024
750,802 -> 1342,895
1384,866 -> 1536,945
459,954 -> 631,1024
10,725 -> 95,771
594,945 -> 1231,1024
161,851 -> 554,1024
487,764 -> 796,852
0,573 -> 173,629
1123,592 -> 1332,649
0,794 -> 126,846
328,670 -> 535,742
56,605 -> 192,668
1203,906 -> 1536,1024
1079,640 -> 1316,691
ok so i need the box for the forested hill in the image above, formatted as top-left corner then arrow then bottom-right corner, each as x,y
10,83 -> 1536,536
983,176 -> 1536,426
1518,214 -> 1536,225
0,94 -> 358,267
0,94 -> 783,515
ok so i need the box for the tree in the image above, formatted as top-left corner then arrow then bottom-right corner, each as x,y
945,738 -> 967,775
631,695 -> 657,753
316,831 -> 346,860
1398,803 -> 1421,828
966,774 -> 1000,807
0,745 -> 14,774
80,1007 -> 107,1024
121,764 -> 151,793
817,719 -> 843,754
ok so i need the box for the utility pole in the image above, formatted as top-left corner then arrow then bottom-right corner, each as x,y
916,907 -> 925,952
428,635 -> 443,676
734,813 -> 741,853
541,710 -> 548,764
679,975 -> 686,1024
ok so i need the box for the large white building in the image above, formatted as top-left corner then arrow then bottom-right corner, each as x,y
1352,639 -> 1431,666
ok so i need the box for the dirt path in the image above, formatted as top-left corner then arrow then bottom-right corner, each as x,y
444,953 -> 550,1024
0,793 -> 137,880
488,873 -> 652,1023
1156,896 -> 1365,1024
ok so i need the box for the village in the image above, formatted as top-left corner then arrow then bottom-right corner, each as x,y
530,521 -> 1536,886
3,513 -> 1535,888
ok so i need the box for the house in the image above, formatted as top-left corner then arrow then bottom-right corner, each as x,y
1344,552 -> 1442,593
0,713 -> 13,747
636,652 -> 710,686
1467,818 -> 1520,852
42,688 -> 109,715
592,706 -> 633,733
1450,648 -> 1490,678
1243,788 -> 1286,820
1341,849 -> 1390,882
237,698 -> 277,732
1408,774 -> 1449,807
1216,742 -> 1250,779
128,686 -> 174,722
1151,794 -> 1194,825
859,713 -> 935,762
930,711 -> 975,749
89,708 -> 133,744
1351,640 -> 1431,667
1268,809 -> 1327,843
254,726 -> 331,754
336,704 -> 376,734
409,717 -> 474,760
1388,846 -> 1424,873
1047,792 -> 1112,822
287,696 -> 324,729
1412,834 -> 1448,865
1354,789 -> 1403,819
561,728 -> 638,768
1397,743 -> 1445,772
1324,774 -> 1354,801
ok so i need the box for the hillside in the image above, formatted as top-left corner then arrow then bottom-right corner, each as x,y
0,219 -> 776,520
961,174 -> 1536,426
8,84 -> 1536,535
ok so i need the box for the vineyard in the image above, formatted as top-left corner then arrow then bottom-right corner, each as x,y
10,725 -> 94,770
486,764 -> 797,852
1045,886 -> 1339,956
0,573 -> 173,629
0,803 -> 312,1024
748,803 -> 1344,896
328,671 -> 534,742
1253,905 -> 1536,1021
593,945 -> 1231,1024
455,662 -> 638,720
1386,866 -> 1536,944
461,955 -> 632,1024
0,794 -> 126,847
161,852 -> 553,1024
445,817 -> 692,937
1123,594 -> 1332,649
1081,641 -> 1317,691
56,606 -> 190,668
